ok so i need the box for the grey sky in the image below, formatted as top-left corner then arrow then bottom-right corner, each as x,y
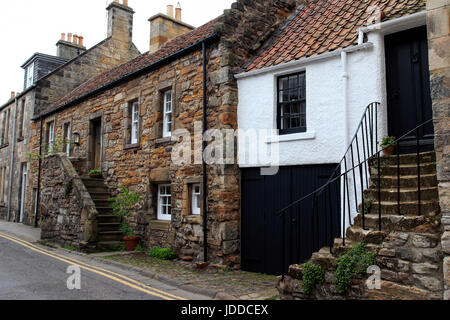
0,0 -> 235,103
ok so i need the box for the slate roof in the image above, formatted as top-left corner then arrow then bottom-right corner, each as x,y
42,17 -> 220,116
244,0 -> 426,72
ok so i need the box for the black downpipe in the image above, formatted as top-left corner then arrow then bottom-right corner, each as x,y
202,41 -> 208,263
34,118 -> 43,228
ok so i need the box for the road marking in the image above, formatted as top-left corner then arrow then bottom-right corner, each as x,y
0,232 -> 187,300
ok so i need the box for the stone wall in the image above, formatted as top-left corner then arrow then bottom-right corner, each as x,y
426,0 -> 450,300
40,153 -> 97,248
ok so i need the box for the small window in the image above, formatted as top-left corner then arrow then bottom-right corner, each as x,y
157,184 -> 172,221
191,184 -> 201,215
63,122 -> 71,156
278,72 -> 306,134
26,63 -> 34,88
18,99 -> 25,139
46,122 -> 55,152
131,101 -> 139,144
163,90 -> 173,138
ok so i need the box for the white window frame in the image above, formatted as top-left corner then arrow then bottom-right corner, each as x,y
131,101 -> 139,144
163,90 -> 173,138
157,184 -> 172,221
64,122 -> 71,156
26,63 -> 34,88
48,122 -> 55,152
191,184 -> 201,215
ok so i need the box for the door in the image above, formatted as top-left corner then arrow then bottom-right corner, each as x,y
385,26 -> 434,151
90,119 -> 102,171
19,163 -> 27,223
241,165 -> 340,275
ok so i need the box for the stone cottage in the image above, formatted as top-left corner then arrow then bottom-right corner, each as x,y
32,0 -> 302,267
0,0 -> 140,226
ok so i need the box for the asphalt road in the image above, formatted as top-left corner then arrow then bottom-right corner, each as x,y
0,235 -> 202,300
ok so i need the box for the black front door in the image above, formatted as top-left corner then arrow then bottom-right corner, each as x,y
241,165 -> 340,275
385,26 -> 434,151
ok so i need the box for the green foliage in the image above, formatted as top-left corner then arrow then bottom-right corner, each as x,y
362,199 -> 374,215
380,136 -> 397,148
108,186 -> 141,238
301,262 -> 325,295
89,170 -> 102,176
134,244 -> 146,252
148,247 -> 177,260
25,135 -> 68,162
334,243 -> 376,294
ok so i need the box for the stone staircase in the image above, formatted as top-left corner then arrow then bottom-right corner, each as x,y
278,151 -> 443,300
81,177 -> 123,250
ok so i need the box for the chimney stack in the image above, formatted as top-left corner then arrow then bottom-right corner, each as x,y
56,31 -> 87,59
148,4 -> 194,53
175,3 -> 182,21
107,0 -> 135,47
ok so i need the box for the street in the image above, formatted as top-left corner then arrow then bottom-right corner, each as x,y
0,233 -> 206,300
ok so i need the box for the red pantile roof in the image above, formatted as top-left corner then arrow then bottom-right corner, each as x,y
244,0 -> 426,72
43,17 -> 220,116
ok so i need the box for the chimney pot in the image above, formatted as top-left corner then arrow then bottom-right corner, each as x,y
73,34 -> 79,45
167,5 -> 174,18
175,2 -> 182,21
61,33 -> 66,41
67,33 -> 73,43
11,92 -> 15,100
78,36 -> 84,47
123,0 -> 128,6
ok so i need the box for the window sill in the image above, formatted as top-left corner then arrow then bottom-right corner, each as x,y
149,220 -> 171,231
265,131 -> 316,144
17,136 -> 24,143
183,214 -> 202,225
155,137 -> 174,146
123,143 -> 140,150
0,143 -> 9,149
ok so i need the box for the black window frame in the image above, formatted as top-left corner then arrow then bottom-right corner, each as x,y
277,72 -> 307,135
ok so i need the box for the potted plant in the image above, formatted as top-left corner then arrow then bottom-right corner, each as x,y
380,136 -> 396,156
89,169 -> 102,179
109,186 -> 142,251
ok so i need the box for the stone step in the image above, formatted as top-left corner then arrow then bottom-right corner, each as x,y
97,214 -> 120,223
92,199 -> 112,208
370,173 -> 437,189
310,248 -> 337,271
369,162 -> 436,176
82,178 -> 105,186
369,151 -> 435,167
98,231 -> 123,242
331,238 -> 380,257
98,222 -> 121,232
369,200 -> 439,216
346,226 -> 388,245
88,192 -> 111,200
85,186 -> 110,193
364,187 -> 439,202
353,214 -> 433,232
96,241 -> 124,251
96,207 -> 114,214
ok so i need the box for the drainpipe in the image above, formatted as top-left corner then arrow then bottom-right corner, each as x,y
34,117 -> 43,228
341,51 -> 350,147
7,96 -> 18,222
202,40 -> 208,263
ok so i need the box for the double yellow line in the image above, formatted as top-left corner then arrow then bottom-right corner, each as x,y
0,232 -> 186,300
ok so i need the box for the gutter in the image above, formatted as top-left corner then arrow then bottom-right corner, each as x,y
235,42 -> 374,79
34,34 -> 220,121
7,96 -> 18,221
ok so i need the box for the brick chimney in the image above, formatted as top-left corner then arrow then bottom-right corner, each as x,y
107,0 -> 135,47
148,3 -> 194,53
56,32 -> 87,60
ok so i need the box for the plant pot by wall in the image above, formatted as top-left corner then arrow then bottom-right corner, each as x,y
123,236 -> 139,251
89,174 -> 102,179
382,145 -> 396,156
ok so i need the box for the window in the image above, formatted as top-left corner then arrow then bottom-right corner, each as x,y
191,184 -> 201,215
0,167 -> 8,204
278,72 -> 306,134
46,121 -> 55,152
18,99 -> 25,139
1,109 -> 10,145
157,184 -> 172,221
163,90 -> 173,138
63,122 -> 71,156
26,63 -> 34,88
131,101 -> 139,144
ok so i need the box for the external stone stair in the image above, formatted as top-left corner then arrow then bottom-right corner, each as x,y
81,177 -> 123,248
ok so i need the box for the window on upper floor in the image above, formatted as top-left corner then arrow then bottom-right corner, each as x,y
163,90 -> 173,138
130,101 -> 139,145
63,122 -> 71,156
0,109 -> 10,146
45,121 -> 55,153
26,63 -> 34,89
17,99 -> 25,139
277,72 -> 306,135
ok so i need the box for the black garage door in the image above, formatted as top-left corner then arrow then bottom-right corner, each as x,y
241,165 -> 341,275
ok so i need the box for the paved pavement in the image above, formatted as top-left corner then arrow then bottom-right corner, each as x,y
0,222 -> 208,300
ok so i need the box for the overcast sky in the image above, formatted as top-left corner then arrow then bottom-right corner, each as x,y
0,0 -> 235,103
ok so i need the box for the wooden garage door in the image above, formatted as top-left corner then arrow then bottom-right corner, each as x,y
241,165 -> 341,275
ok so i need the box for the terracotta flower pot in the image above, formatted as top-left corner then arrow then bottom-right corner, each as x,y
123,236 -> 139,251
89,174 -> 102,179
196,262 -> 210,270
382,145 -> 396,156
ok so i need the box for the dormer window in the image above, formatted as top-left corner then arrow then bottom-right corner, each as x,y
26,63 -> 34,88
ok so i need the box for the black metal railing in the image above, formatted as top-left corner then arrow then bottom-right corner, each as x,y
277,100 -> 434,279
